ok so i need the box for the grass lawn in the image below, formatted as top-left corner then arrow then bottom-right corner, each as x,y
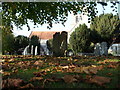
1,55 -> 120,89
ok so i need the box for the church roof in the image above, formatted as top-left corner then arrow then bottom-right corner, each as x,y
29,31 -> 62,40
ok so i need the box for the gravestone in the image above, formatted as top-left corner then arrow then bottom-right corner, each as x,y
94,42 -> 108,56
94,43 -> 101,56
100,42 -> 108,55
35,46 -> 38,55
31,45 -> 33,55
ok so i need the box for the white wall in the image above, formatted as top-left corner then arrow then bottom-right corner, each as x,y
67,12 -> 90,43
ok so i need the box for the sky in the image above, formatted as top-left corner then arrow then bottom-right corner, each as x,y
12,1 -> 119,37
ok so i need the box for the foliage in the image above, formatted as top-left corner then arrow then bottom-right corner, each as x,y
90,13 -> 120,46
2,2 -> 100,30
30,35 -> 39,46
14,35 -> 29,55
47,39 -> 53,53
90,30 -> 102,44
2,27 -> 14,54
69,24 -> 91,54
2,2 -> 119,30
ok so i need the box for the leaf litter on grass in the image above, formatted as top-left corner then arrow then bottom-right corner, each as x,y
2,55 -> 120,88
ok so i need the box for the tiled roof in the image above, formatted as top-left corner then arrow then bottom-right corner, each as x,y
29,31 -> 62,40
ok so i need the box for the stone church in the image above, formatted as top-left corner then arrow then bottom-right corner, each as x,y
24,12 -> 90,55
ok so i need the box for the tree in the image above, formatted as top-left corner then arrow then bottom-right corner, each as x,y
69,24 -> 91,54
14,35 -> 29,55
2,27 -> 14,54
2,2 -> 118,30
90,13 -> 120,46
47,39 -> 53,54
52,31 -> 67,57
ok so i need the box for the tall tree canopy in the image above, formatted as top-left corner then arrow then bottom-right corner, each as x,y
14,35 -> 29,54
69,24 -> 91,54
90,13 -> 120,46
2,2 -> 118,30
2,27 -> 14,54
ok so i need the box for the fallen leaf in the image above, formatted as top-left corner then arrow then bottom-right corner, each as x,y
29,77 -> 43,82
33,71 -> 46,77
74,59 -> 78,62
62,75 -> 77,83
69,64 -> 76,68
89,76 -> 111,86
2,78 -> 24,89
73,75 -> 84,82
91,65 -> 97,67
20,83 -> 34,89
3,72 -> 11,76
61,66 -> 69,69
107,64 -> 116,68
34,60 -> 43,67
89,67 -> 98,74
106,73 -> 113,76
96,65 -> 104,70
83,67 -> 90,74
46,78 -> 55,82
85,75 -> 92,80
74,67 -> 83,73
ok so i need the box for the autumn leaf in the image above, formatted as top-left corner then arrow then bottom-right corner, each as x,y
20,83 -> 34,89
61,66 -> 69,69
69,64 -> 76,68
89,76 -> 111,86
34,60 -> 43,67
29,77 -> 43,82
85,75 -> 92,80
33,71 -> 46,77
95,65 -> 104,70
2,78 -> 24,89
82,67 -> 90,74
73,75 -> 84,82
74,59 -> 78,62
46,78 -> 55,82
3,72 -> 11,76
89,67 -> 98,74
62,75 -> 77,83
74,67 -> 83,73
106,73 -> 113,76
107,64 -> 116,68
17,62 -> 24,65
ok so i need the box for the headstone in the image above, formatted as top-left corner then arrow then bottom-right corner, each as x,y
94,42 -> 108,56
100,42 -> 108,55
117,45 -> 120,54
31,45 -> 33,55
94,43 -> 101,56
35,46 -> 38,55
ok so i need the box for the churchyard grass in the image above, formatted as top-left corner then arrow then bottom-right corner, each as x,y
1,55 -> 120,89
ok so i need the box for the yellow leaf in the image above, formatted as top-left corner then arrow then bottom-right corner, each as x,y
61,66 -> 69,69
82,67 -> 90,74
74,67 -> 83,73
29,77 -> 43,82
89,67 -> 98,74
